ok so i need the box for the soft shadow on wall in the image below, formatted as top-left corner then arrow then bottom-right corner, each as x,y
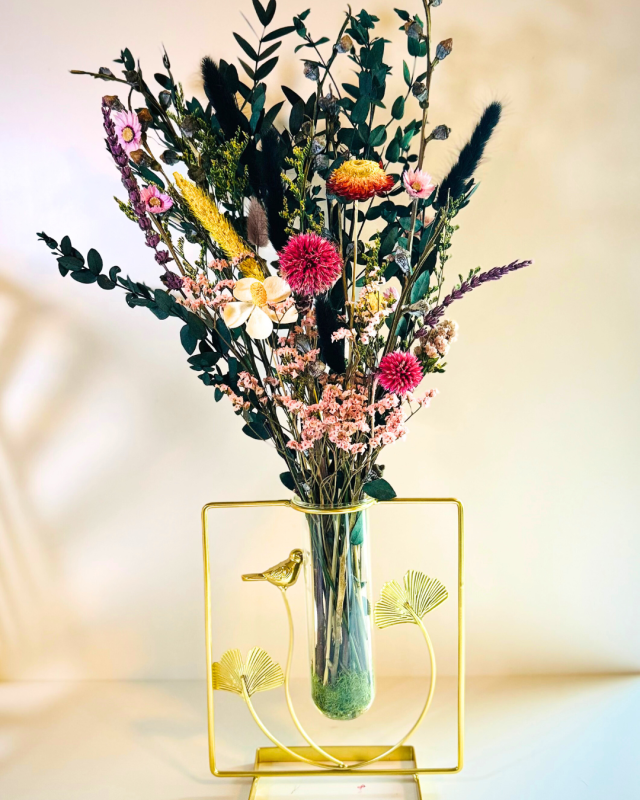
0,272 -> 135,680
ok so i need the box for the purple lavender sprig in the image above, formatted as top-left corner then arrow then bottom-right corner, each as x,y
101,99 -> 171,268
415,259 -> 533,337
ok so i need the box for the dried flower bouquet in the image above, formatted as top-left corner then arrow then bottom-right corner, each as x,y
38,1 -> 531,719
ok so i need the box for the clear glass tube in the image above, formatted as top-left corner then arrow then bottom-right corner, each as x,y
298,501 -> 375,720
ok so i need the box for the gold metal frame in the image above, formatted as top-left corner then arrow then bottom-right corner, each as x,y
201,497 -> 465,798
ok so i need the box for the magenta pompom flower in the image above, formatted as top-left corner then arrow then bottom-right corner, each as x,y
402,168 -> 436,200
112,110 -> 142,154
278,232 -> 343,296
378,351 -> 423,395
140,184 -> 173,214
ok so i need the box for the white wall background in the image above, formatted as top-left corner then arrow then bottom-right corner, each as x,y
0,0 -> 639,680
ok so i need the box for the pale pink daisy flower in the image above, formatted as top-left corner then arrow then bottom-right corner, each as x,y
140,185 -> 173,214
402,168 -> 436,200
112,110 -> 142,154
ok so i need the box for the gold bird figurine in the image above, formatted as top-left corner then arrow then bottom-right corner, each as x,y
242,549 -> 304,589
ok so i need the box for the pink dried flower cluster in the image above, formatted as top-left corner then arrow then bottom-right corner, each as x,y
218,384 -> 251,412
275,346 -> 322,380
378,351 -> 424,395
331,328 -> 356,342
278,232 -> 343,296
282,385 -> 414,454
177,273 -> 237,312
414,319 -> 458,359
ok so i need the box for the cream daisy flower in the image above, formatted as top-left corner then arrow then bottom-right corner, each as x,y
222,276 -> 298,339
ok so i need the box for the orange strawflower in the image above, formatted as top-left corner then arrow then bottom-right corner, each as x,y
326,159 -> 395,201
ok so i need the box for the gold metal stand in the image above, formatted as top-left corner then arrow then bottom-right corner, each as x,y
202,497 -> 465,799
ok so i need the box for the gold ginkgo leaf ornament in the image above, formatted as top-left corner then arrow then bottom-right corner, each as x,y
374,570 -> 448,629
212,647 -> 284,696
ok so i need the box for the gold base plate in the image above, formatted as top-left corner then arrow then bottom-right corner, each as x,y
250,745 -> 424,799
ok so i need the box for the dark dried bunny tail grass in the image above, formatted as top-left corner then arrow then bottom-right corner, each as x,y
201,57 -> 248,139
258,129 -> 288,250
315,294 -> 347,374
435,101 -> 502,208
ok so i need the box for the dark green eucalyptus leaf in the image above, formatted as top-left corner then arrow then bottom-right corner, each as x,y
263,25 -> 296,42
121,48 -> 135,70
359,72 -> 373,98
154,73 -> 172,89
350,512 -> 365,545
403,60 -> 411,87
289,100 -> 304,133
234,33 -> 260,62
239,59 -> 256,80
379,225 -> 400,258
363,478 -> 396,501
37,232 -> 58,249
186,312 -> 208,339
264,0 -> 276,24
391,96 -> 405,119
180,324 -> 197,354
261,100 -> 284,132
386,138 -> 401,162
394,8 -> 410,21
279,471 -> 296,491
242,421 -> 270,440
370,38 -> 385,66
57,256 -> 84,272
87,248 -> 103,275
135,163 -> 165,188
109,266 -> 121,282
369,125 -> 387,147
410,269 -> 430,303
97,274 -> 116,290
60,236 -> 73,256
252,0 -> 269,25
281,85 -> 303,106
255,56 -> 278,81
259,40 -> 282,60
351,96 -> 370,124
71,270 -> 98,284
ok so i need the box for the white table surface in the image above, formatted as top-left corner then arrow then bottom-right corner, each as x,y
0,675 -> 638,799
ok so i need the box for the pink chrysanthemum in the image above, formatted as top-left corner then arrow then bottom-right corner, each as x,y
378,351 -> 423,395
278,232 -> 343,296
140,184 -> 173,214
402,168 -> 436,200
113,110 -> 142,154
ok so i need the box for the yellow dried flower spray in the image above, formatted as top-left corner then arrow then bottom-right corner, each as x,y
173,172 -> 243,257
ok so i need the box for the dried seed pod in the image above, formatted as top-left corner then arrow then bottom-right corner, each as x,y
412,82 -> 429,103
335,34 -> 353,54
432,124 -> 451,140
303,61 -> 320,81
435,38 -> 453,61
307,360 -> 327,378
318,89 -> 338,116
102,95 -> 125,111
403,18 -> 423,39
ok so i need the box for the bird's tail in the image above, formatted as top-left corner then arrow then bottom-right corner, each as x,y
241,572 -> 265,582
